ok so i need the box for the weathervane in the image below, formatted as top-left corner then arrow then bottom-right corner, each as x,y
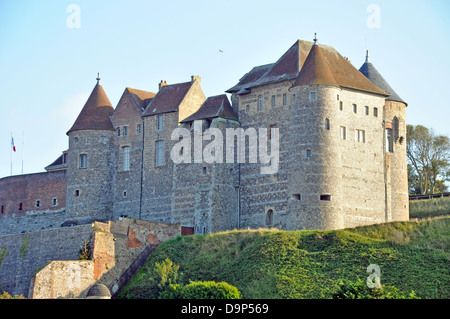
313,33 -> 318,45
96,72 -> 101,84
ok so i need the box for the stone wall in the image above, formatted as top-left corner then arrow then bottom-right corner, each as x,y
0,224 -> 92,297
66,130 -> 115,224
111,89 -> 146,220
234,81 -> 291,229
28,219 -> 181,298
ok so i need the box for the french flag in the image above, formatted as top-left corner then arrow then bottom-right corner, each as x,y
11,137 -> 16,152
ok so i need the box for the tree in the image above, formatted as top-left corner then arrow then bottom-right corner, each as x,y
406,125 -> 450,194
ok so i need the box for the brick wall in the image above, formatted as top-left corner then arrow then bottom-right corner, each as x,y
0,170 -> 66,218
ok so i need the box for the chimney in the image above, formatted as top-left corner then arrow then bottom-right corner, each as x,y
159,80 -> 167,91
191,75 -> 201,84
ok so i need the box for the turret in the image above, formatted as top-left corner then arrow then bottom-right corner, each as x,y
359,53 -> 409,222
288,35 -> 344,230
65,74 -> 115,224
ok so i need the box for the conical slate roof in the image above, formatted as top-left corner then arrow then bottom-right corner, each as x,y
67,79 -> 115,135
359,52 -> 406,105
292,42 -> 338,88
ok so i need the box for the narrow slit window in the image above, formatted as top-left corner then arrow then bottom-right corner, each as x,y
266,209 -> 274,226
324,118 -> 330,130
340,126 -> 346,140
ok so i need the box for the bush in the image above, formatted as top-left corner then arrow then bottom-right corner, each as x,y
159,281 -> 242,299
154,258 -> 180,290
332,279 -> 420,299
0,291 -> 26,299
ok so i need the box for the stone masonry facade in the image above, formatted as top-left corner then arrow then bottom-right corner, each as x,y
0,38 -> 409,235
0,38 -> 409,296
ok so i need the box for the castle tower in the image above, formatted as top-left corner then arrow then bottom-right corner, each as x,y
359,52 -> 409,222
179,94 -> 240,233
65,75 -> 115,224
287,36 -> 344,230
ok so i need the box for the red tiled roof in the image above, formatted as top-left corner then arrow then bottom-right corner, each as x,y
143,81 -> 192,117
293,43 -> 338,87
126,88 -> 156,109
180,94 -> 238,123
227,39 -> 387,96
67,83 -> 115,135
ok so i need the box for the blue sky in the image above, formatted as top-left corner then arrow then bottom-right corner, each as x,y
0,0 -> 449,178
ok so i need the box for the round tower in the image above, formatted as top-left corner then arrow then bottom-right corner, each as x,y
286,36 -> 344,230
359,53 -> 409,222
65,75 -> 115,224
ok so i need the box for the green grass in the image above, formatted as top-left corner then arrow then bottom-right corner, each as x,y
118,217 -> 449,299
409,196 -> 450,219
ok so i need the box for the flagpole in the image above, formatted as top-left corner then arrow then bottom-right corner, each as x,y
10,132 -> 13,176
22,131 -> 24,174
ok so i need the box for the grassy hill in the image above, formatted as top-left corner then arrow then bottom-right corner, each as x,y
409,196 -> 450,219
118,217 -> 449,299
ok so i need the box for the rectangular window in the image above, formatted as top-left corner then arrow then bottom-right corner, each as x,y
268,123 -> 278,139
116,127 -> 121,137
52,197 -> 58,206
306,149 -> 312,158
155,140 -> 164,166
123,126 -> 128,137
386,128 -> 393,152
271,95 -> 276,108
353,104 -> 357,113
320,194 -> 332,201
374,107 -> 378,117
1,205 -> 4,214
79,154 -> 88,168
340,126 -> 346,140
157,115 -> 164,130
355,129 -> 365,143
136,124 -> 142,135
258,95 -> 263,111
365,106 -> 369,115
283,93 -> 287,106
35,200 -> 41,208
292,194 -> 301,200
310,92 -> 317,101
339,101 -> 343,111
122,146 -> 130,171
75,190 -> 80,197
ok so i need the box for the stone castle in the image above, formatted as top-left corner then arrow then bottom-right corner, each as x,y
0,37 -> 409,237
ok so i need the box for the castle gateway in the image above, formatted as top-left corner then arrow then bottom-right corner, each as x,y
0,38 -> 409,235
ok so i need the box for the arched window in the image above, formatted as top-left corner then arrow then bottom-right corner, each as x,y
266,209 -> 274,226
324,118 -> 330,130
